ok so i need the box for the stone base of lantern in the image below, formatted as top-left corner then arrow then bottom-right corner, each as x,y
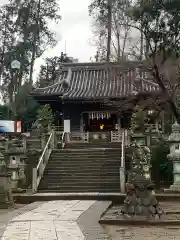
0,174 -> 14,208
170,183 -> 180,192
11,180 -> 18,191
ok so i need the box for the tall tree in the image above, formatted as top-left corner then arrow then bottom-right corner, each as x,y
89,0 -> 135,61
128,0 -> 180,123
38,52 -> 74,88
106,0 -> 112,61
0,3 -> 15,85
12,0 -> 61,83
0,0 -> 61,103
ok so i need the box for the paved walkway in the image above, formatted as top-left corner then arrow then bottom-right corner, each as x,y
1,200 -> 110,240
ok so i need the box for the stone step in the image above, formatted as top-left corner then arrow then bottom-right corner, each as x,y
50,156 -> 120,160
41,176 -> 120,181
38,186 -> 120,193
49,156 -> 121,163
45,167 -> 119,172
37,189 -> 120,193
51,153 -> 121,157
39,181 -> 120,187
65,144 -> 121,149
44,166 -> 120,170
53,148 -> 121,152
51,157 -> 120,160
46,166 -> 120,170
40,183 -> 120,188
49,159 -> 119,161
52,150 -> 121,154
43,173 -> 120,178
38,147 -> 122,193
27,140 -> 40,143
41,181 -> 120,186
53,152 -> 119,157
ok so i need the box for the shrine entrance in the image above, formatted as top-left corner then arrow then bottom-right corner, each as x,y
83,112 -> 118,132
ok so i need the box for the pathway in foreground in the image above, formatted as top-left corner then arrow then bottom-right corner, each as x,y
3,200 -> 180,239
1,200 -> 110,240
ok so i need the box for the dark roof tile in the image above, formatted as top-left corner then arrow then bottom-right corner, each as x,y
32,62 -> 159,99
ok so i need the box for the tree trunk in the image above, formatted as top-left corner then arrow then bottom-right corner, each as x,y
152,63 -> 180,124
0,8 -> 8,84
29,0 -> 41,84
29,45 -> 36,84
117,32 -> 121,61
106,0 -> 112,62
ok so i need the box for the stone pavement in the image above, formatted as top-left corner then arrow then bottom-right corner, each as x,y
103,225 -> 180,240
101,201 -> 180,240
1,200 -> 111,240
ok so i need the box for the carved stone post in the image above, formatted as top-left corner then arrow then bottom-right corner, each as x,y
167,122 -> 180,191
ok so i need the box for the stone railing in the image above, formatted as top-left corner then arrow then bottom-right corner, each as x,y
81,132 -> 89,142
5,136 -> 27,153
53,125 -> 64,132
32,130 -> 54,193
110,131 -> 123,142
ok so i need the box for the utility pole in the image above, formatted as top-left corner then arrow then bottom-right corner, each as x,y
106,0 -> 112,62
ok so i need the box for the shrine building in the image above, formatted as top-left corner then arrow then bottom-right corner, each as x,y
31,62 -> 160,137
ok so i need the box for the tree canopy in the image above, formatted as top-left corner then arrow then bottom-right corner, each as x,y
128,0 -> 180,122
0,0 -> 61,102
89,0 -> 141,61
38,52 -> 74,88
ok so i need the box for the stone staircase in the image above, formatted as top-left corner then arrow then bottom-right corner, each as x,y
38,142 -> 122,193
27,130 -> 42,150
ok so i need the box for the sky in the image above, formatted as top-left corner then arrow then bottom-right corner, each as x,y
0,0 -> 97,80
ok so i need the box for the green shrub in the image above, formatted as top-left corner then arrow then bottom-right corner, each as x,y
151,140 -> 172,187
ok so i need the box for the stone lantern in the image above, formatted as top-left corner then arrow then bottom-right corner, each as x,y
167,122 -> 180,191
0,151 -> 13,208
5,136 -> 27,192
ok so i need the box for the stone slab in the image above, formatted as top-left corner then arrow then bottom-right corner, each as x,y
1,200 -> 98,240
0,202 -> 44,238
2,221 -> 30,240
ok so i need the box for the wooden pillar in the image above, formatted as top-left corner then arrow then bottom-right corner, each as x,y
117,115 -> 121,129
161,111 -> 165,132
80,113 -> 84,134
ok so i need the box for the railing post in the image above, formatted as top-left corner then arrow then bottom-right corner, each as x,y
32,168 -> 37,193
120,131 -> 125,193
54,131 -> 57,149
87,132 -> 89,143
51,130 -> 55,149
41,134 -> 46,149
22,136 -> 27,151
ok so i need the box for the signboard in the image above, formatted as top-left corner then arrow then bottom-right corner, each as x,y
64,120 -> 70,132
0,120 -> 22,133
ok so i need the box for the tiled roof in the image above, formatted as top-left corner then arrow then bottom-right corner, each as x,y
32,62 -> 159,99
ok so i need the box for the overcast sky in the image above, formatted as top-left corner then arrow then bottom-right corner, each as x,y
34,0 -> 97,79
0,0 -> 97,80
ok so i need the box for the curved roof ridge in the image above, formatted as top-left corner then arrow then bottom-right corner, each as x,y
142,78 -> 159,87
35,80 -> 62,91
35,67 -> 72,91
